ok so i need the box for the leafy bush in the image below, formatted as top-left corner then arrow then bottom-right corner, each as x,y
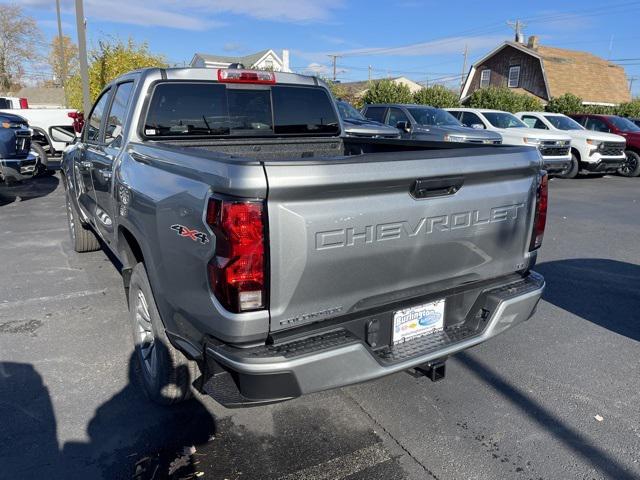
545,93 -> 583,114
615,100 -> 640,118
361,79 -> 413,105
465,87 -> 543,113
413,85 -> 460,108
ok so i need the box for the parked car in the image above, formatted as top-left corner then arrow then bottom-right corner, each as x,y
0,96 -> 79,171
515,112 -> 626,179
336,100 -> 400,138
627,118 -> 640,128
568,114 -> 640,177
362,104 -> 502,145
447,108 -> 572,175
63,67 -> 546,406
0,112 -> 37,184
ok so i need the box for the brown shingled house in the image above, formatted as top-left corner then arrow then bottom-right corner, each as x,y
461,36 -> 631,105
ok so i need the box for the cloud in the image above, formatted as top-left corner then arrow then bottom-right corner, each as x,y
303,63 -> 330,75
190,0 -> 345,23
223,42 -> 246,53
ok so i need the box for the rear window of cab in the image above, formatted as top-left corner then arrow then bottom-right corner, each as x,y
143,82 -> 340,138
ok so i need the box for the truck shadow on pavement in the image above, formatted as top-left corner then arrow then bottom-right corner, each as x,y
0,175 -> 60,206
0,354 -> 216,480
535,258 -> 640,342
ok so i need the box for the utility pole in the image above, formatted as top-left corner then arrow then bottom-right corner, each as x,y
75,0 -> 91,114
507,19 -> 526,43
55,0 -> 68,107
328,54 -> 341,81
460,43 -> 468,94
368,65 -> 372,82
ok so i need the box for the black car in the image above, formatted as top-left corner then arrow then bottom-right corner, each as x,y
336,100 -> 400,138
0,112 -> 37,183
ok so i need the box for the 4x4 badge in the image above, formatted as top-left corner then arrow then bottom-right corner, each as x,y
171,224 -> 209,244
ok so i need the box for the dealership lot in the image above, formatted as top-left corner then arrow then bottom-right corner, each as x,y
0,174 -> 639,480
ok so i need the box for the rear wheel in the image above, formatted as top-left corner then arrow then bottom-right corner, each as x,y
129,263 -> 199,405
618,150 -> 640,177
559,153 -> 579,179
65,187 -> 100,252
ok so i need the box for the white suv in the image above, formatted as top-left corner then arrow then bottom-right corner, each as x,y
515,112 -> 626,178
447,108 -> 572,174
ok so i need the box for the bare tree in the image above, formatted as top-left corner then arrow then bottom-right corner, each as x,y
0,4 -> 43,91
48,35 -> 79,85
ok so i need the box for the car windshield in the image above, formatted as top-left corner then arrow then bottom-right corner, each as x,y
337,101 -> 366,121
544,115 -> 584,131
608,116 -> 640,132
482,112 -> 527,129
407,107 -> 461,126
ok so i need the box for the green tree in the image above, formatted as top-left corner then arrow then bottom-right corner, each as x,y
413,85 -> 460,108
466,87 -> 543,113
361,79 -> 413,105
67,38 -> 167,111
616,99 -> 640,118
545,93 -> 583,114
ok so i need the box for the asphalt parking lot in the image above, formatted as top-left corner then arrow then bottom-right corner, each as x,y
1,174 -> 639,480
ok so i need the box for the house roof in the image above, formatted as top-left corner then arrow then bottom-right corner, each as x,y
193,50 -> 273,67
465,41 -> 631,105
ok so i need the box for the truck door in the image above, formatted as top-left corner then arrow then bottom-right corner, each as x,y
90,81 -> 135,242
74,88 -> 112,218
385,107 -> 412,139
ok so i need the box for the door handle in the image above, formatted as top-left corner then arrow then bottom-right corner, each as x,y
411,176 -> 464,199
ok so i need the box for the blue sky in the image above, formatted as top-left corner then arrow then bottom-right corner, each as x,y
21,0 -> 640,95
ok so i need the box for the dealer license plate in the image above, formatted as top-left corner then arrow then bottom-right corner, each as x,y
392,299 -> 445,344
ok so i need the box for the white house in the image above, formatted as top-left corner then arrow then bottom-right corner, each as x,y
190,49 -> 291,72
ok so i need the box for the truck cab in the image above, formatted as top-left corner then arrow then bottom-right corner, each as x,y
447,108 -> 572,175
516,112 -> 626,178
568,114 -> 640,177
0,112 -> 37,184
362,104 -> 503,145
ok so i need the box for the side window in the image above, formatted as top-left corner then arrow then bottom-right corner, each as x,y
104,82 -> 134,148
386,107 -> 410,127
508,66 -> 520,88
521,115 -> 547,129
585,118 -> 610,132
461,111 -> 484,128
480,69 -> 491,88
85,89 -> 112,143
363,106 -> 386,122
448,110 -> 462,121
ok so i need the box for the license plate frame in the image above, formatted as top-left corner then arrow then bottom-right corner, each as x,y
392,299 -> 445,344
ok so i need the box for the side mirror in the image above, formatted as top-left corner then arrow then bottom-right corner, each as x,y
50,126 -> 77,144
396,121 -> 411,133
471,123 -> 485,130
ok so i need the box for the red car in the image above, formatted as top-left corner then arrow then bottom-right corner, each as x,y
569,114 -> 640,177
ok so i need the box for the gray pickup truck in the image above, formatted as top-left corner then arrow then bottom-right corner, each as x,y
62,67 -> 546,406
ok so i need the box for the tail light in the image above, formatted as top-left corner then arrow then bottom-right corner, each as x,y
529,173 -> 548,251
207,198 -> 266,312
217,69 -> 276,84
19,97 -> 29,109
68,111 -> 85,134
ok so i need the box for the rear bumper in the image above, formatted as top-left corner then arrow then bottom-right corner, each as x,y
0,154 -> 37,182
205,271 -> 544,403
541,155 -> 571,174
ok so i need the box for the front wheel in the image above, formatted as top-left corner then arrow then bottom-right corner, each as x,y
618,150 -> 640,177
559,153 -> 579,179
65,187 -> 100,252
128,263 -> 199,405
31,143 -> 54,177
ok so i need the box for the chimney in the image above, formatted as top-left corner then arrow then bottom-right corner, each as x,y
527,35 -> 539,49
282,49 -> 290,72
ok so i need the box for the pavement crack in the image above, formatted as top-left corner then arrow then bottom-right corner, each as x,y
341,389 -> 440,480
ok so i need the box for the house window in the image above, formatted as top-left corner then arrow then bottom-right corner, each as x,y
264,59 -> 274,70
508,66 -> 521,88
480,69 -> 491,88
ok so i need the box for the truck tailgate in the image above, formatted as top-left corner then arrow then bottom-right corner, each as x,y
264,147 -> 541,332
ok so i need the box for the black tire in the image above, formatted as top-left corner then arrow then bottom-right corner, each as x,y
128,262 -> 199,405
559,153 -> 580,179
618,150 -> 640,177
65,187 -> 100,252
32,143 -> 54,177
